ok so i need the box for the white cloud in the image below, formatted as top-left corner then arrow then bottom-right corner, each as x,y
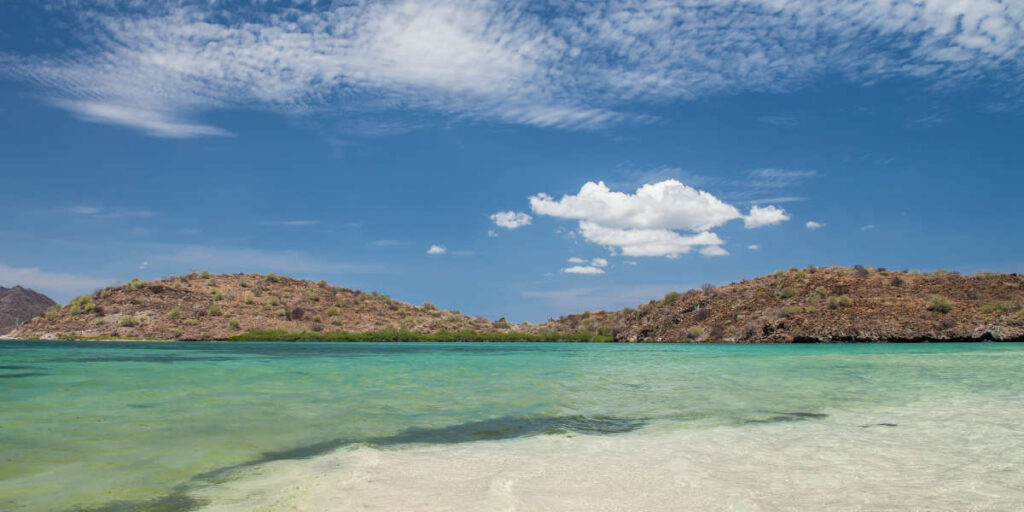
0,262 -> 113,300
861,224 -> 876,231
743,205 -> 790,228
561,265 -> 605,275
578,221 -> 726,258
746,169 -> 817,189
70,206 -> 101,215
591,257 -> 608,268
699,245 -> 729,257
7,0 -> 1023,136
487,230 -> 499,238
427,244 -> 447,255
490,210 -> 533,229
67,206 -> 154,219
370,240 -> 405,246
748,244 -> 760,250
806,221 -> 826,230
531,180 -> 741,232
531,180 -> 783,257
138,261 -> 149,270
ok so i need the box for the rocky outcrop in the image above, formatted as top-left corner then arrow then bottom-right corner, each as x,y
0,286 -> 57,334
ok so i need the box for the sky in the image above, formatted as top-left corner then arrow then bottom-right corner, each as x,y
1,0 -> 1023,322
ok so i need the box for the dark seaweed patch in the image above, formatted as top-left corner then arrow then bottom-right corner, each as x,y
195,414 -> 644,482
860,423 -> 898,428
0,372 -> 48,379
0,364 -> 35,370
66,492 -> 206,512
742,411 -> 828,424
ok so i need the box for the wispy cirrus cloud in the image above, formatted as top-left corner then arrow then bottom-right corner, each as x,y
3,0 -> 1023,137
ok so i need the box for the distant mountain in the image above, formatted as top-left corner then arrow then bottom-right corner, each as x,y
10,267 -> 1024,342
0,286 -> 57,335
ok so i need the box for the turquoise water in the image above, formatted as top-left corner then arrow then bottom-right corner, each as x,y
1,341 -> 1023,511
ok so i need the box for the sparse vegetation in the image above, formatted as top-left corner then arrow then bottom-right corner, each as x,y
980,300 -> 1021,314
119,316 -> 140,327
207,304 -> 224,316
244,294 -> 255,305
229,329 -> 614,343
827,295 -> 853,309
228,319 -> 241,331
781,306 -> 803,317
166,308 -> 182,320
779,287 -> 797,299
200,271 -> 210,278
685,326 -> 704,339
422,302 -> 437,311
265,273 -> 280,283
927,296 -> 954,314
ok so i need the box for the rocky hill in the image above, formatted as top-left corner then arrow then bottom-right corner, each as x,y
0,286 -> 56,335
11,272 -> 528,341
9,267 -> 1024,342
542,266 -> 1024,342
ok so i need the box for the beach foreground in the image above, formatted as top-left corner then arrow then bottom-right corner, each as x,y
2,341 -> 1022,511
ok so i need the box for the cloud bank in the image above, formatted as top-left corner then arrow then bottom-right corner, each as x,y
4,0 -> 1023,136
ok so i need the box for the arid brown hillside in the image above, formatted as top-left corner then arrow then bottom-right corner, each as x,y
9,267 -> 1024,342
541,266 -> 1024,342
0,286 -> 56,334
11,272 -> 525,341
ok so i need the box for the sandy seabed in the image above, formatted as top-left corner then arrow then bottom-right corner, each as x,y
194,397 -> 1024,512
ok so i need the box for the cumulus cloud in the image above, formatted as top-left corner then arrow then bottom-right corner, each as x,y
806,221 -> 826,230
5,0 -> 1023,136
490,210 -> 532,229
743,205 -> 790,228
561,265 -> 605,275
427,244 -> 447,255
531,180 -> 784,257
748,244 -> 760,250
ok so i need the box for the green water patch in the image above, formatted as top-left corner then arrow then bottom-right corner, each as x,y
228,328 -> 614,342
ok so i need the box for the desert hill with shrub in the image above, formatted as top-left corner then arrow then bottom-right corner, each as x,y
11,272 -> 531,341
0,286 -> 56,335
8,266 -> 1024,342
544,266 -> 1024,342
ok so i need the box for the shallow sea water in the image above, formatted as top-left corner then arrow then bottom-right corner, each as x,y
1,340 -> 1022,511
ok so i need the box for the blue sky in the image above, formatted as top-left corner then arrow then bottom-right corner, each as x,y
1,0 -> 1022,321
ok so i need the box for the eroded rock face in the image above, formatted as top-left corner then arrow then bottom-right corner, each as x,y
0,286 -> 56,335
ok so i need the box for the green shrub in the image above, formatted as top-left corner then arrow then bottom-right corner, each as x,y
927,296 -> 954,314
200,271 -> 210,278
268,297 -> 279,306
781,306 -> 803,317
100,287 -> 113,298
422,302 -> 438,311
172,279 -> 185,288
229,319 -> 241,330
326,307 -> 340,317
308,293 -> 320,302
207,304 -> 224,316
827,295 -> 852,309
166,308 -> 182,320
119,316 -> 140,327
662,292 -> 681,304
980,300 -> 1021,314
265,273 -> 280,283
275,308 -> 287,317
210,288 -> 224,301
494,317 -> 510,329
69,295 -> 95,316
779,287 -> 797,299
685,326 -> 704,340
244,294 -> 256,305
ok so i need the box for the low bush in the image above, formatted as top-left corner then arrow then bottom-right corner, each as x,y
265,273 -> 280,283
780,305 -> 803,317
685,326 -> 704,340
779,287 -> 798,299
229,319 -> 241,331
326,307 -> 340,317
927,295 -> 954,314
207,304 -> 224,316
980,300 -> 1021,314
827,295 -> 852,309
119,316 -> 140,327
244,294 -> 256,305
166,308 -> 182,320
421,302 -> 438,311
